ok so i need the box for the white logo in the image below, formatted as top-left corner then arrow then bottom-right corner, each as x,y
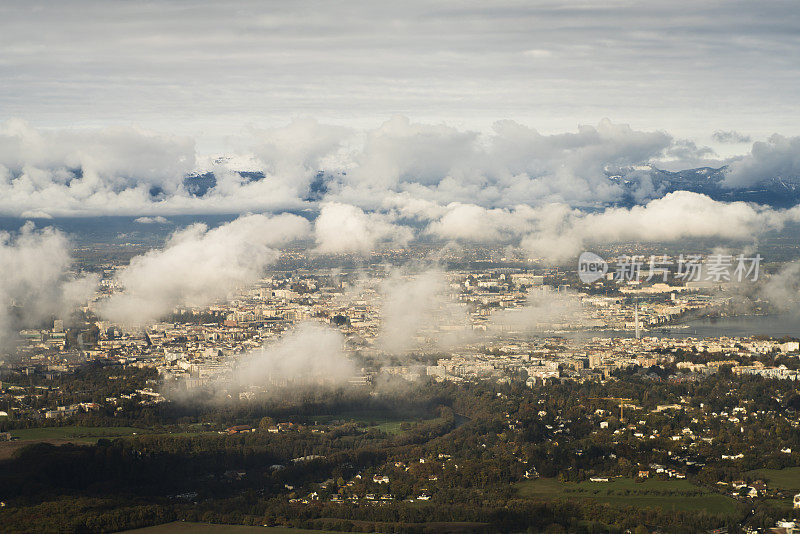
578,252 -> 608,284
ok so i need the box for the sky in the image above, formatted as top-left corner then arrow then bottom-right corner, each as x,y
1,0 -> 799,153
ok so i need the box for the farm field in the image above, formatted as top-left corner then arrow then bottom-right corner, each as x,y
516,477 -> 738,515
125,521 -> 486,533
0,426 -> 215,460
8,426 -> 144,442
126,523 -> 342,533
0,426 -> 140,460
293,410 -> 429,435
745,467 -> 800,491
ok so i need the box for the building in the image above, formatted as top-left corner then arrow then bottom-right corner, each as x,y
780,341 -> 800,353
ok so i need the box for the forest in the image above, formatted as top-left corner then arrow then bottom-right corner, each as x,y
2,369 -> 800,533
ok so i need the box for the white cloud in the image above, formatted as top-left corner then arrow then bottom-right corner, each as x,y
377,270 -> 470,354
521,191 -> 800,263
233,322 -> 355,388
0,119 -> 200,217
331,117 -> 681,210
0,117 -> 798,265
724,134 -> 800,188
250,118 -> 350,176
407,190 -> 800,264
425,203 -> 537,242
134,216 -> 169,224
100,213 -> 309,325
489,287 -> 593,332
0,117 -> 718,217
314,202 -> 412,254
0,223 -> 98,347
0,118 -> 195,189
760,262 -> 800,313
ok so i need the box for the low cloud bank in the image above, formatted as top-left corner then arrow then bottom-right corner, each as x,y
377,270 -> 469,354
724,134 -> 800,188
760,262 -> 800,313
0,116 -> 735,217
489,288 -> 593,332
407,191 -> 799,264
314,202 -> 412,254
232,322 -> 356,389
0,223 -> 98,348
520,192 -> 799,263
99,214 -> 309,325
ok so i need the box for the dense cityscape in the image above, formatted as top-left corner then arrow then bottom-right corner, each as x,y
2,247 -> 800,533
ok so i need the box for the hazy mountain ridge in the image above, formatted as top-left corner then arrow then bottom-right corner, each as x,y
182,166 -> 800,209
613,165 -> 800,208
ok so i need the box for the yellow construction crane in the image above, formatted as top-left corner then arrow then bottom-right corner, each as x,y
588,397 -> 633,421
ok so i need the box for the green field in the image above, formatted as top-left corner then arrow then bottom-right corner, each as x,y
516,477 -> 737,515
371,420 -> 407,434
126,522 -> 343,533
125,521 -> 485,533
371,415 -> 452,435
295,410 -> 425,435
9,426 -> 144,443
745,467 -> 800,491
